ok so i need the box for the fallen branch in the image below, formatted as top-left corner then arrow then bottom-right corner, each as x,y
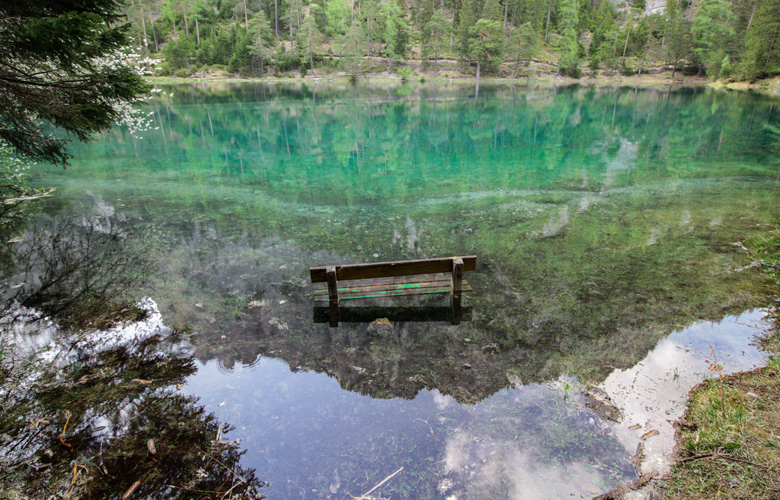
592,471 -> 656,500
59,410 -> 74,452
353,467 -> 404,499
677,452 -> 716,464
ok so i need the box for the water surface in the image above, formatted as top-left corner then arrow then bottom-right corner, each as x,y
31,81 -> 780,498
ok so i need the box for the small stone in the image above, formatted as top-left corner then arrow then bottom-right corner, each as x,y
506,374 -> 523,387
367,318 -> 393,336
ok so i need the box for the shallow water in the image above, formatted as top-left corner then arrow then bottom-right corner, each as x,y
28,81 -> 780,498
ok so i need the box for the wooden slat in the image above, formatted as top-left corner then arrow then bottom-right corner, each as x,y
310,256 -> 477,283
312,274 -> 451,291
313,280 -> 472,302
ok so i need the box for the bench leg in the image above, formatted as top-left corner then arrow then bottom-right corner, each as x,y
326,266 -> 340,327
328,301 -> 341,327
326,266 -> 339,304
451,293 -> 463,325
451,257 -> 463,299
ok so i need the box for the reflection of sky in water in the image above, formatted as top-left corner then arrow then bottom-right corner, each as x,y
182,309 -> 770,500
602,309 -> 770,488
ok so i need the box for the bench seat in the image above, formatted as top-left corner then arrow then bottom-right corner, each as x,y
312,274 -> 473,302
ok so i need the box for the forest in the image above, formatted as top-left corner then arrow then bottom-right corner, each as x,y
122,0 -> 780,81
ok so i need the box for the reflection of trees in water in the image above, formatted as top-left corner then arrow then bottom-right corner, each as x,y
160,191 -> 774,406
0,210 -> 266,499
0,210 -> 150,328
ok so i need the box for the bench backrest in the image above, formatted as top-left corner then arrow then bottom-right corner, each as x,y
310,256 -> 477,283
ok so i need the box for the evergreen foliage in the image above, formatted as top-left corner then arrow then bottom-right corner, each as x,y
0,0 -> 149,165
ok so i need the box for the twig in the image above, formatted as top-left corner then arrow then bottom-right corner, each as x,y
677,452 -> 716,464
193,444 -> 247,484
354,467 -> 404,499
60,410 -> 74,452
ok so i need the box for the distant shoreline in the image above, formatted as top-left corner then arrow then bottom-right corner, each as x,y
145,69 -> 780,95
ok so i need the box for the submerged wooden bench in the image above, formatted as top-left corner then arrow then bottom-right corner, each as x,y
310,256 -> 476,304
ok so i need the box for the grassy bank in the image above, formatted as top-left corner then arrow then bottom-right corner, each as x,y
661,231 -> 780,499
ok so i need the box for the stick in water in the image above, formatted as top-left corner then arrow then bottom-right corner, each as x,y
357,467 -> 404,498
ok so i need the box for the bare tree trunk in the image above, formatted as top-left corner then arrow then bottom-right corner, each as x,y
620,22 -> 632,71
503,4 -> 508,45
275,0 -> 278,36
243,0 -> 248,25
545,0 -> 552,42
152,13 -> 159,51
746,0 -> 758,32
195,14 -> 200,45
638,36 -> 649,76
140,4 -> 148,54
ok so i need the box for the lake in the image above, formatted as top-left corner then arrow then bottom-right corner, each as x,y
25,81 -> 780,499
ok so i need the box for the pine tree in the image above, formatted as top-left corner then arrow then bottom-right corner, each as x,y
297,14 -> 324,71
425,10 -> 452,77
340,21 -> 365,78
325,0 -> 351,37
557,0 -> 580,76
469,18 -> 503,80
665,0 -> 694,78
458,0 -> 476,68
692,0 -> 735,77
742,0 -> 780,80
248,11 -> 275,75
383,0 -> 410,71
482,0 -> 504,22
508,21 -> 537,77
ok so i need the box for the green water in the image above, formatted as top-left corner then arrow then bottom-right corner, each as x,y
30,81 -> 780,498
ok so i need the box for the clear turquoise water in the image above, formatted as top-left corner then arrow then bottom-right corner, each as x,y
32,81 -> 780,498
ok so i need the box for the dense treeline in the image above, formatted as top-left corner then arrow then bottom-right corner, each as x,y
124,0 -> 780,81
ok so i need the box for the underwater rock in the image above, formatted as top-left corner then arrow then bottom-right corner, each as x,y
506,373 -> 523,387
367,318 -> 393,336
584,387 -> 622,423
481,343 -> 500,354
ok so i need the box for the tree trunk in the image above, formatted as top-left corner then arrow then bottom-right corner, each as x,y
638,37 -> 649,76
503,4 -> 508,46
275,0 -> 278,36
140,5 -> 148,54
152,15 -> 159,51
514,54 -> 521,78
476,60 -> 481,80
195,15 -> 200,45
746,0 -> 758,32
545,0 -> 552,42
243,0 -> 248,26
183,4 -> 189,37
620,22 -> 632,71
